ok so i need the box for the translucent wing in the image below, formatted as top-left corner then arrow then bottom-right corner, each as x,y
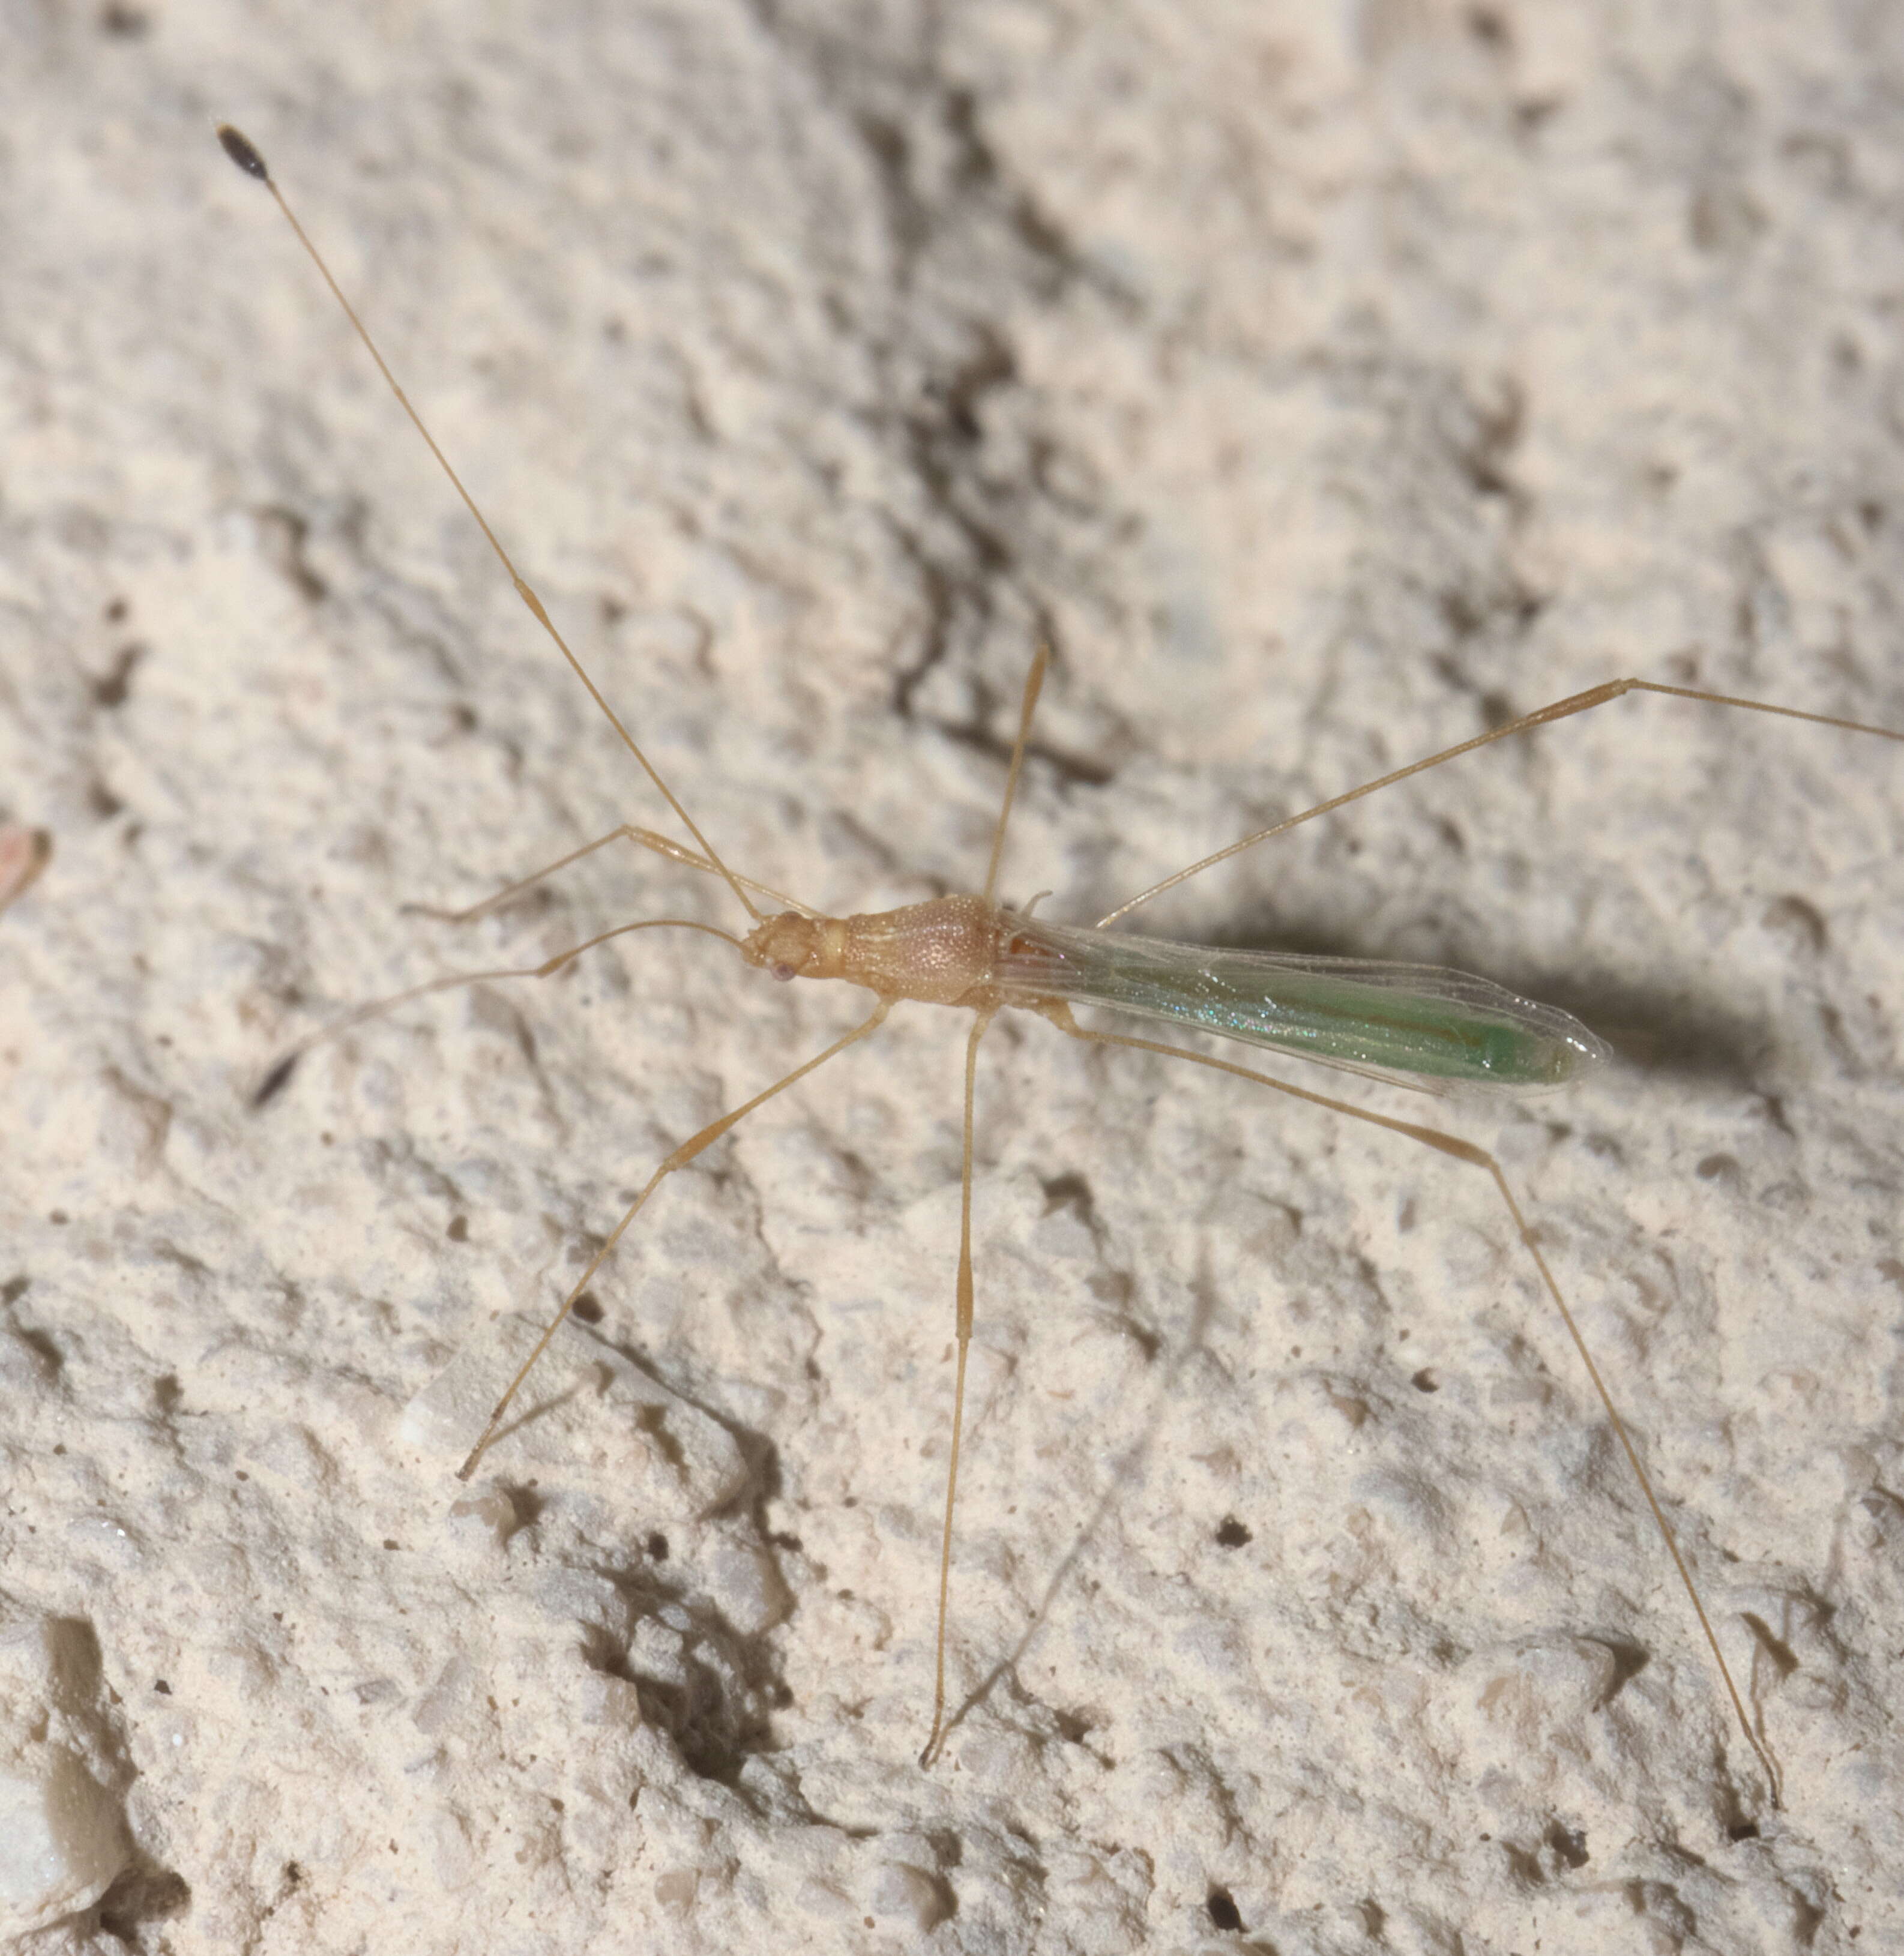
994,916 -> 1609,1093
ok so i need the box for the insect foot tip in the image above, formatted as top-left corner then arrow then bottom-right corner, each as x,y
216,124 -> 270,181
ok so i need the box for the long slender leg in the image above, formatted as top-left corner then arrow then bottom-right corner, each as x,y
251,916 -> 744,1107
920,1008 -> 995,1767
1045,1004 -> 1784,1808
403,825 -> 658,925
1098,677 -> 1904,926
912,643 -> 1044,1762
981,641 -> 1049,904
457,1000 -> 894,1479
405,823 -> 816,926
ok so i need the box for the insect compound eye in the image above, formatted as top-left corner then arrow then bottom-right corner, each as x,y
771,962 -> 797,983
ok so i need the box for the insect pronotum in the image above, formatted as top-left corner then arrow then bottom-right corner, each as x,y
217,122 -> 1900,1793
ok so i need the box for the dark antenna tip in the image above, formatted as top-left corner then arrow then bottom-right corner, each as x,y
217,124 -> 271,183
251,1051 -> 298,1109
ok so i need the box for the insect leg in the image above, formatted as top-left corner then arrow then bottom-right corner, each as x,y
406,826 -> 818,927
1098,678 -> 1904,927
1046,1006 -> 1785,1810
917,637 -> 1047,1762
402,826 -> 661,925
249,916 -> 744,1107
920,1008 -> 994,1767
456,1000 -> 893,1480
981,641 -> 1049,904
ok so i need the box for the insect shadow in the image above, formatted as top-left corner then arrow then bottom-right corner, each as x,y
1207,911 -> 1771,1090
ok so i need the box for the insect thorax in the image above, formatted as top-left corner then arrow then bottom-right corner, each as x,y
743,895 -> 1004,1008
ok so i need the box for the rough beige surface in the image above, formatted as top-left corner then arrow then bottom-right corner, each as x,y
4,2 -> 1903,1950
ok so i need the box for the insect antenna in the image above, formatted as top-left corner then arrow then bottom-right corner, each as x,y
214,123 -> 763,925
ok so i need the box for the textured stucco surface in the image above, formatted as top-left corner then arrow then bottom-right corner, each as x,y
4,3 -> 1903,1951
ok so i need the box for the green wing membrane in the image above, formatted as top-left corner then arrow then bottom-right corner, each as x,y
996,917 -> 1608,1090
